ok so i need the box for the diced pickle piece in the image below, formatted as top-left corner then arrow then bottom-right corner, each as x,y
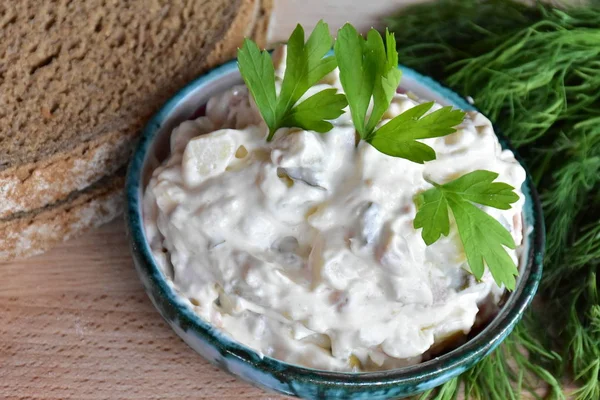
271,236 -> 303,269
348,354 -> 362,370
272,236 -> 300,253
182,129 -> 237,187
278,167 -> 324,189
357,202 -> 382,246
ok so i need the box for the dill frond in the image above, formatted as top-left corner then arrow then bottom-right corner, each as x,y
389,1 -> 600,398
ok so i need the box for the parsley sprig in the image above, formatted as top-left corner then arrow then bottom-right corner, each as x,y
414,170 -> 520,290
334,24 -> 466,163
237,22 -> 522,290
238,20 -> 347,141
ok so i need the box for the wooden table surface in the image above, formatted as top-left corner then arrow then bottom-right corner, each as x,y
0,1 -> 550,399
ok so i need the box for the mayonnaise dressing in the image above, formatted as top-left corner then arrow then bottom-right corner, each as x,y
143,47 -> 526,372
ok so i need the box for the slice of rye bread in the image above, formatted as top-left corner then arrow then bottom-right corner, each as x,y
0,173 -> 125,261
0,0 -> 272,218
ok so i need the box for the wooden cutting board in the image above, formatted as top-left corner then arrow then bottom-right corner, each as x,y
0,1 -> 554,398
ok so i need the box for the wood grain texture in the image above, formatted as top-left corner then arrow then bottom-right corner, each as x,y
0,220 -> 287,400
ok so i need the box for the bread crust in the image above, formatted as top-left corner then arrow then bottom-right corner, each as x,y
0,0 -> 273,218
253,0 -> 274,48
0,129 -> 133,218
0,175 -> 125,261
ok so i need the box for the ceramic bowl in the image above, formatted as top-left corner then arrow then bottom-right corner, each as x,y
125,59 -> 544,399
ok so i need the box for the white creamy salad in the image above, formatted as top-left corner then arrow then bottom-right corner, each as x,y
143,47 -> 526,372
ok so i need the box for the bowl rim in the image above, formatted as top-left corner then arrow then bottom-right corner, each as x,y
125,58 -> 545,385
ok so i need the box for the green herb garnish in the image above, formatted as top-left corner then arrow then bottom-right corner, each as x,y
333,25 -> 401,139
238,21 -> 521,291
332,25 -> 519,289
334,23 -> 465,163
389,0 -> 600,398
237,20 -> 347,141
414,170 -> 520,290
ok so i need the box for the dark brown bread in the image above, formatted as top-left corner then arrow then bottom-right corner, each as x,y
0,173 -> 125,261
251,0 -> 273,50
0,0 -> 271,218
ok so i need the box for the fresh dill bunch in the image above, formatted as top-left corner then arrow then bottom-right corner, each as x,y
387,0 -> 600,82
444,23 -> 600,147
540,132 -> 600,269
547,223 -> 600,399
388,1 -> 600,399
418,320 -> 565,400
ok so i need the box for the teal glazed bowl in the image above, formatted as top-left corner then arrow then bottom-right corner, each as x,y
125,59 -> 545,399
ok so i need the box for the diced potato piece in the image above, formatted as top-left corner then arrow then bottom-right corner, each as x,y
170,117 -> 215,154
272,130 -> 326,170
182,129 -> 237,187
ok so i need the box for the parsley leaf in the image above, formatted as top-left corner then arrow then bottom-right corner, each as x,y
449,199 -> 519,291
277,20 -> 337,115
414,170 -> 521,290
281,88 -> 348,133
440,169 -> 521,209
237,38 -> 277,130
238,20 -> 344,141
241,22 -> 521,290
365,29 -> 402,134
334,24 -> 465,163
370,102 -> 467,163
334,25 -> 402,139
